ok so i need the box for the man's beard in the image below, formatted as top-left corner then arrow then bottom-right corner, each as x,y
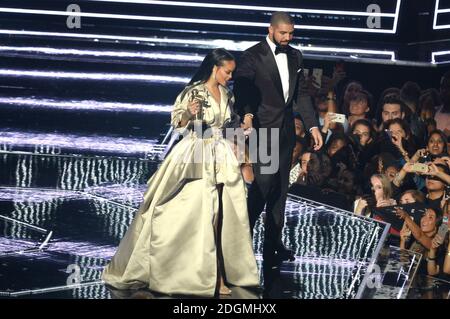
273,36 -> 289,48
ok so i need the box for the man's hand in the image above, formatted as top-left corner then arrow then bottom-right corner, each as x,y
310,127 -> 323,151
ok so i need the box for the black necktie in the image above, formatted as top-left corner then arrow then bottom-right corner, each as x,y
275,46 -> 288,55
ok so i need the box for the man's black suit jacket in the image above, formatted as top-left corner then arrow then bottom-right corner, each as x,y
233,39 -> 318,149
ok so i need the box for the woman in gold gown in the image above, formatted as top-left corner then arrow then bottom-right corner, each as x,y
102,48 -> 259,297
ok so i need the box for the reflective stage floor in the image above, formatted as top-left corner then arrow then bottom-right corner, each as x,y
1,151 -> 448,299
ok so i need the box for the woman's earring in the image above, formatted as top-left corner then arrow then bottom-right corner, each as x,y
212,66 -> 218,82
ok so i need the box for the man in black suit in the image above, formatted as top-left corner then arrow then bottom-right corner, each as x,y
233,12 -> 323,267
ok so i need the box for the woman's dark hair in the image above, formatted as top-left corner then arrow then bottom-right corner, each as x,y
400,81 -> 421,112
400,189 -> 425,204
188,48 -> 235,85
351,118 -> 377,142
419,88 -> 441,111
427,129 -> 448,154
363,152 -> 397,184
425,208 -> 443,229
326,132 -> 348,149
305,153 -> 332,187
326,133 -> 359,171
385,118 -> 412,140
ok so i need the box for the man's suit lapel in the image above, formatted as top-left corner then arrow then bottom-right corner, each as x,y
286,49 -> 298,106
260,41 -> 284,102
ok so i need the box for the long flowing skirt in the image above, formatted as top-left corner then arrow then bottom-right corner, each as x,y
102,133 -> 259,296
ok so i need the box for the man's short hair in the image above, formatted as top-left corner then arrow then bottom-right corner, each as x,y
382,94 -> 406,114
270,12 -> 295,26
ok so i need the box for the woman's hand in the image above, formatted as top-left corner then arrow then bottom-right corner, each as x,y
354,198 -> 368,215
400,223 -> 411,240
395,207 -> 408,220
434,156 -> 450,169
187,99 -> 200,117
426,162 -> 441,176
402,162 -> 415,174
411,148 -> 427,163
391,132 -> 405,152
321,112 -> 335,133
331,69 -> 346,87
377,198 -> 396,207
431,234 -> 445,249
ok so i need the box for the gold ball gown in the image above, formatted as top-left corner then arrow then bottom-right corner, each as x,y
102,82 -> 260,297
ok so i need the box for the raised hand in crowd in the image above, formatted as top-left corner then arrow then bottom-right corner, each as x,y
427,233 -> 450,276
321,112 -> 336,135
390,131 -> 410,161
399,222 -> 412,249
434,156 -> 450,169
426,162 -> 450,185
395,207 -> 433,250
411,148 -> 428,163
377,198 -> 397,207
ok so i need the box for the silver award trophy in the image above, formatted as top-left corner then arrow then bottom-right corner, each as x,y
189,88 -> 210,136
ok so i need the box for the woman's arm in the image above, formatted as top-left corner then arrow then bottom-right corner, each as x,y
171,88 -> 199,128
399,222 -> 411,250
395,208 -> 433,249
444,238 -> 450,274
427,249 -> 440,276
392,162 -> 414,187
427,235 -> 444,276
391,133 -> 410,162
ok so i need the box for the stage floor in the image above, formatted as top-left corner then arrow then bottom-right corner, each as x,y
1,151 -> 447,299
